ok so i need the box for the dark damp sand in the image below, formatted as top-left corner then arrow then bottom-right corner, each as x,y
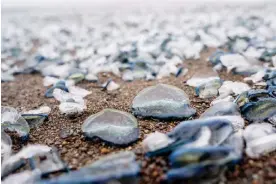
2,48 -> 276,184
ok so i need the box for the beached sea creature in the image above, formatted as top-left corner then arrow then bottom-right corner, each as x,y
59,102 -> 85,116
2,169 -> 41,184
219,81 -> 251,97
234,89 -> 273,107
222,130 -> 244,156
66,71 -> 85,84
1,131 -> 12,161
146,116 -> 239,156
132,84 -> 196,120
220,54 -> 250,72
67,86 -> 91,97
195,78 -> 222,98
186,70 -> 220,87
208,50 -> 229,66
82,109 -> 139,145
41,151 -> 140,184
1,145 -> 52,178
29,149 -> 68,176
21,106 -> 51,128
211,95 -> 235,106
241,98 -> 276,122
167,146 -> 240,181
200,102 -> 240,118
102,79 -> 120,91
142,132 -> 175,152
53,89 -> 84,104
244,123 -> 276,158
45,81 -> 69,98
1,106 -> 30,140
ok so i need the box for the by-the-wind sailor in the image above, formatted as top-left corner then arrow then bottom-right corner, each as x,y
147,116 -> 237,156
41,151 -> 140,184
1,144 -> 52,178
186,70 -> 220,87
21,106 -> 51,128
68,86 -> 91,98
218,81 -> 251,96
1,131 -> 12,161
211,95 -> 235,106
82,109 -> 139,145
244,123 -> 276,158
102,79 -> 120,91
2,169 -> 41,184
53,89 -> 84,105
169,146 -> 236,168
29,149 -> 68,176
45,81 -> 69,98
200,102 -> 240,118
167,146 -> 240,181
169,117 -> 234,145
195,78 -> 222,98
87,151 -> 136,168
241,98 -> 276,122
142,132 -> 175,152
66,71 -> 85,84
59,102 -> 85,116
1,106 -> 30,140
131,84 -> 196,120
222,130 -> 244,156
208,50 -> 229,66
220,54 -> 250,72
244,123 -> 276,143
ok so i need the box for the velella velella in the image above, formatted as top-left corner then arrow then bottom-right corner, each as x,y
241,98 -> 276,122
82,109 -> 139,145
131,84 -> 196,120
29,149 -> 68,176
167,146 -> 240,181
142,132 -> 175,152
40,151 -> 140,184
244,123 -> 276,158
53,88 -> 86,116
169,146 -> 236,168
1,131 -> 13,161
186,70 -> 220,87
21,106 -> 51,128
45,81 -> 69,98
2,169 -> 41,184
102,79 -> 120,91
1,144 -> 52,178
195,78 -> 222,98
200,101 -> 240,118
145,116 -> 239,157
1,106 -> 30,140
2,3 -> 276,183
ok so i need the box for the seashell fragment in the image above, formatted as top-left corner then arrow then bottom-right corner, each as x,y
82,109 -> 139,145
132,84 -> 196,120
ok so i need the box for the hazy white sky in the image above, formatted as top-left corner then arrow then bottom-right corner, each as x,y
2,0 -> 268,8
